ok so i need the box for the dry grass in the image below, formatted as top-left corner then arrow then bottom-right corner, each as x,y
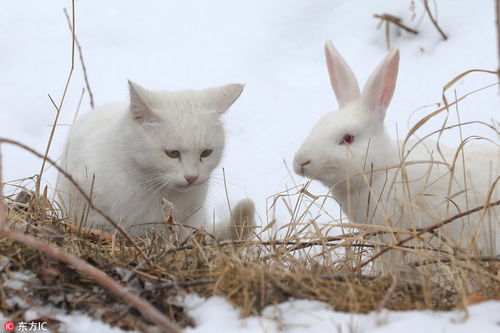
0,170 -> 498,331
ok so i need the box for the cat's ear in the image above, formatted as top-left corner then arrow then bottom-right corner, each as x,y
128,80 -> 161,123
205,83 -> 245,114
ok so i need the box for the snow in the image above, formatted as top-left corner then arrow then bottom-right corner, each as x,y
2,296 -> 499,333
183,296 -> 500,333
0,0 -> 499,332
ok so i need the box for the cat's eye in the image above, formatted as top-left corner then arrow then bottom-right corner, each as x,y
200,149 -> 213,158
339,134 -> 354,145
165,150 -> 181,159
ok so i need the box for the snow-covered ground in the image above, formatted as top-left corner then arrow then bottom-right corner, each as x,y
1,0 -> 499,332
184,296 -> 500,333
2,295 -> 499,333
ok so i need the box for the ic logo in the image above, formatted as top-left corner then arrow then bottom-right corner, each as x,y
3,321 -> 15,332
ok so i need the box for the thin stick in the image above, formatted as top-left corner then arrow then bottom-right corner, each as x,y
374,14 -> 419,34
0,137 -> 148,260
385,17 -> 391,49
423,0 -> 448,40
72,87 -> 86,124
496,0 -> 500,83
38,0 -> 76,193
0,228 -> 181,333
63,8 -> 95,109
361,199 -> 500,268
122,245 -> 185,284
144,279 -> 216,291
222,168 -> 233,226
410,255 -> 500,267
0,145 -> 6,229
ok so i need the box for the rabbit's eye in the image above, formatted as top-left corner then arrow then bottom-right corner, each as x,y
200,149 -> 213,159
339,134 -> 354,145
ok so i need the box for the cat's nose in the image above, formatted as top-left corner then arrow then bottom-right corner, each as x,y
185,175 -> 198,185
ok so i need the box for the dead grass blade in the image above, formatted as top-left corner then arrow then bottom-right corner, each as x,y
361,198 -> 500,269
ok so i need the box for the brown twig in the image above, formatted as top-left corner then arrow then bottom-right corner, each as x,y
374,13 -> 419,50
122,245 -> 192,284
374,14 -> 419,34
65,223 -> 114,242
63,7 -> 95,109
144,279 -> 216,291
0,228 -> 181,333
496,0 -> 500,83
410,255 -> 500,267
222,168 -> 233,227
216,234 -> 352,249
0,137 -> 148,260
361,199 -> 500,268
423,0 -> 448,40
37,0 -> 76,193
0,145 -> 6,229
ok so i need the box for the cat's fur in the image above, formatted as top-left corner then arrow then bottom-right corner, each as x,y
56,81 -> 254,240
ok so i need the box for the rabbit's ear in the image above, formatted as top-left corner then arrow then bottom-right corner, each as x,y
325,41 -> 361,108
361,48 -> 400,121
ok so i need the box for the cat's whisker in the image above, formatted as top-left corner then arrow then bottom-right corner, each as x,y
141,177 -> 173,195
207,180 -> 223,188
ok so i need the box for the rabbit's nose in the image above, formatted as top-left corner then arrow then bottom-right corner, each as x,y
294,156 -> 311,175
300,160 -> 311,174
293,153 -> 312,175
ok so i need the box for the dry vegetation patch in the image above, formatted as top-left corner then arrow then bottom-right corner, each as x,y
0,184 -> 498,332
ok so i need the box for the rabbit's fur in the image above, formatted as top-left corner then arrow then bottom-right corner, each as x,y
294,41 -> 499,272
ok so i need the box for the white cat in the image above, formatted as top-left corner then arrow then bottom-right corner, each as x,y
57,81 -> 254,241
294,42 -> 499,272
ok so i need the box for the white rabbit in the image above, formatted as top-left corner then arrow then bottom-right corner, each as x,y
293,41 -> 499,272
